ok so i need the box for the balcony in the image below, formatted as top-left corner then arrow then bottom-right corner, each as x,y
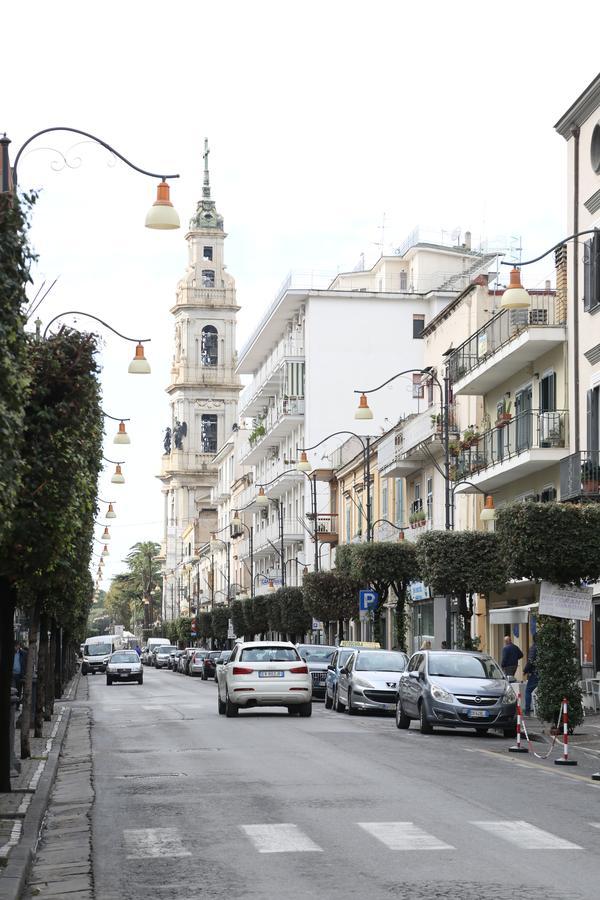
560,451 -> 600,501
253,517 -> 306,557
240,397 -> 305,465
448,294 -> 565,396
453,409 -> 569,494
377,403 -> 458,477
311,513 -> 339,544
168,364 -> 240,390
238,336 -> 305,417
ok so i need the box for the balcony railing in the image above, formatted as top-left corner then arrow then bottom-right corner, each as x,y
313,514 -> 338,542
453,409 -> 568,482
448,294 -> 562,385
238,335 -> 305,413
560,450 -> 600,501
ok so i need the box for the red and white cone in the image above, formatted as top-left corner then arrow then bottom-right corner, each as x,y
555,697 -> 577,766
509,690 -> 528,754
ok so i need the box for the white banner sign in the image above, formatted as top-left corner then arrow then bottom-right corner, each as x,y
538,581 -> 593,621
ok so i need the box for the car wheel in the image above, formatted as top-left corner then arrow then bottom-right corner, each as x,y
395,698 -> 411,729
419,702 -> 433,734
225,690 -> 239,717
347,690 -> 358,715
503,726 -> 517,738
287,707 -> 299,715
298,702 -> 312,717
476,727 -> 490,735
106,677 -> 112,686
138,676 -> 143,685
334,687 -> 345,713
217,691 -> 226,715
324,691 -> 333,710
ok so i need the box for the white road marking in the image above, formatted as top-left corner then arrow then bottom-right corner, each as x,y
472,821 -> 582,849
358,822 -> 454,850
124,827 -> 191,859
0,822 -> 22,859
590,823 -> 600,829
241,824 -> 322,853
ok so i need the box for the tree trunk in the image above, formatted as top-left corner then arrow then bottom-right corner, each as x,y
45,620 -> 56,720
459,591 -> 473,650
21,602 -> 40,759
338,618 -> 344,644
0,580 -> 17,792
54,626 -> 62,700
35,612 -> 49,737
395,590 -> 407,652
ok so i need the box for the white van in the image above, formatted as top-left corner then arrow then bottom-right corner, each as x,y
81,634 -> 123,675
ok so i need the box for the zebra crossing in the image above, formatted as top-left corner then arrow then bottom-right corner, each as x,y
124,820 -> 596,858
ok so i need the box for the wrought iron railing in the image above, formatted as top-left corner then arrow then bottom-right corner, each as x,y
560,450 -> 600,500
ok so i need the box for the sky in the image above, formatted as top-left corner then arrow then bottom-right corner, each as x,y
4,0 -> 600,591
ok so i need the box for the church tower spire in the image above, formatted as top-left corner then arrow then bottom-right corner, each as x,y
190,137 -> 222,230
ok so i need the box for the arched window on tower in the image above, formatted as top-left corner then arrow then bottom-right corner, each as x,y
201,414 -> 218,454
201,325 -> 218,366
202,269 -> 215,288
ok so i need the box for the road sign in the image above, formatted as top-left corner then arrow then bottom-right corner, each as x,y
359,589 -> 379,612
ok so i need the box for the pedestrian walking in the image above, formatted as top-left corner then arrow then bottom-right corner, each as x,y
134,644 -> 142,657
12,641 -> 27,701
523,635 -> 538,715
501,635 -> 523,677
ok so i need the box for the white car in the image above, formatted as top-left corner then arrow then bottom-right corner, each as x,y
217,641 -> 312,717
106,650 -> 143,685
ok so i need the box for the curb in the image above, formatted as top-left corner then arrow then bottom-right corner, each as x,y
0,674 -> 79,900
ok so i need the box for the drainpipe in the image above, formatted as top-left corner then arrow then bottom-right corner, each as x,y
572,126 -> 580,452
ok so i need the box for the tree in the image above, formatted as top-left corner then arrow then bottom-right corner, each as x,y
105,574 -> 136,631
198,612 -> 213,641
416,531 -> 506,649
336,542 -> 420,647
302,571 -> 360,642
244,596 -> 269,638
124,541 -> 162,628
231,599 -> 246,639
176,616 -> 192,645
211,606 -> 229,645
266,592 -> 282,634
277,588 -> 311,642
535,616 -> 583,728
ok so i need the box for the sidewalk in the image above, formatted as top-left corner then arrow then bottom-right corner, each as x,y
0,673 -> 85,900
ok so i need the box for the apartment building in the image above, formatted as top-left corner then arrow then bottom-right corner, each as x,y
235,232 -> 497,589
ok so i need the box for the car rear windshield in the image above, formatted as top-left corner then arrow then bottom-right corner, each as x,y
86,644 -> 111,656
356,651 -> 407,672
298,647 -> 336,663
427,653 -> 504,680
111,652 -> 138,663
157,646 -> 176,654
240,647 -> 300,662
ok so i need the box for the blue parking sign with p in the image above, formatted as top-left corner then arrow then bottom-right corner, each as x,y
359,589 -> 379,612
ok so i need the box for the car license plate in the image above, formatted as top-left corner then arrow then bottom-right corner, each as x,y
258,671 -> 284,678
118,669 -> 129,674
468,708 -> 489,718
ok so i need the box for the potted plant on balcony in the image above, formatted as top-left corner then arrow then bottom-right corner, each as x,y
582,458 -> 600,493
248,417 -> 266,447
416,510 -> 427,527
462,426 -> 480,449
495,398 -> 512,428
409,512 -> 417,529
430,412 -> 443,433
449,440 -> 460,458
480,412 -> 492,434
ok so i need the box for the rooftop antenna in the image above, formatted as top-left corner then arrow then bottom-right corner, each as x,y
510,235 -> 523,265
373,212 -> 387,257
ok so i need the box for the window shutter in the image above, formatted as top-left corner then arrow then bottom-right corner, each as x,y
593,232 -> 600,309
584,239 -> 592,311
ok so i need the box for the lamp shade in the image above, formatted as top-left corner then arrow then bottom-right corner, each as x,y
111,464 -> 125,484
145,180 -> 180,230
101,544 -> 109,557
267,579 -> 275,592
210,533 -> 220,553
500,267 -> 530,310
480,495 -> 497,522
128,343 -> 151,374
297,451 -> 312,473
105,502 -> 116,519
114,421 -> 131,444
256,487 -> 268,507
101,526 -> 110,542
355,393 -> 374,420
231,510 -> 242,529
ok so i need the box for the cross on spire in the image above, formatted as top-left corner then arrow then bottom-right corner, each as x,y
203,137 -> 210,199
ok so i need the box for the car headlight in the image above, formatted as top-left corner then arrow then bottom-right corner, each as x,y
430,683 -> 454,703
503,685 -> 517,704
352,677 -> 373,690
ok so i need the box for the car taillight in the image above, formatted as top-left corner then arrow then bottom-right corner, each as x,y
290,665 -> 308,674
233,666 -> 254,675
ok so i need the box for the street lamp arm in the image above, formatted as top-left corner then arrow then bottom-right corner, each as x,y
500,228 -> 599,268
103,456 -> 125,465
355,367 -> 442,397
298,431 -> 366,453
102,410 -> 131,422
452,480 -> 487,496
43,311 -> 151,342
12,127 -> 180,187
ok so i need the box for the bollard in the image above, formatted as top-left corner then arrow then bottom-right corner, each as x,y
554,697 -> 577,766
9,686 -> 21,775
508,690 -> 529,753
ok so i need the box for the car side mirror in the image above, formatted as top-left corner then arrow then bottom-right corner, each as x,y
408,670 -> 419,680
507,675 -> 517,683
327,664 -> 334,671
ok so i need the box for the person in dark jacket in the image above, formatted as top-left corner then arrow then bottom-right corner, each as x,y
523,636 -> 538,715
12,641 -> 27,700
501,635 -> 523,676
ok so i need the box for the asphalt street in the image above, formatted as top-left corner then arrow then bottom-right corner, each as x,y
86,665 -> 600,900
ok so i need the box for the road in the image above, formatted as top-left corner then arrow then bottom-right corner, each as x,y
87,664 -> 600,900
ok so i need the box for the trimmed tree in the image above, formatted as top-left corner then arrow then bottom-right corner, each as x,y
266,592 -> 283,635
198,612 -> 213,642
495,501 -> 599,727
302,570 -> 360,643
277,587 -> 312,643
211,606 -> 229,646
231,599 -> 246,639
336,542 -> 420,648
416,531 -> 507,650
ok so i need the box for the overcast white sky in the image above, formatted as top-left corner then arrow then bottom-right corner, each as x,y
4,0 -> 600,589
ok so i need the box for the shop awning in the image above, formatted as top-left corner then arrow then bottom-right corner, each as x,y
489,603 -> 538,625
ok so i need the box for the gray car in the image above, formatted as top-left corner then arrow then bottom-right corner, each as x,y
395,649 -> 517,736
154,645 -> 177,669
335,649 -> 408,714
296,645 -> 336,700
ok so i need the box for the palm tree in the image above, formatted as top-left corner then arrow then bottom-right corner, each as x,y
125,541 -> 162,629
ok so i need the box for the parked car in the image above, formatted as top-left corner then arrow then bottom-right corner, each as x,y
143,638 -> 171,664
154,645 -> 178,669
214,650 -> 231,681
202,651 -> 222,681
217,641 -> 311,717
189,649 -> 209,677
170,649 -> 186,671
335,649 -> 408,714
296,645 -> 337,700
395,649 -> 518,736
179,647 -> 198,674
324,646 -> 369,709
106,650 -> 143,685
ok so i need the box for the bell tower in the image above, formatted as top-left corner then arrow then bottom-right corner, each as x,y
159,140 -> 241,618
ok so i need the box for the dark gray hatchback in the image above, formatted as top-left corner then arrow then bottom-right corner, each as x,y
396,650 -> 517,736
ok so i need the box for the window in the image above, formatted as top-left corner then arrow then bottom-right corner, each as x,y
203,246 -> 213,261
588,387 -> 600,452
201,415 -> 218,453
540,486 -> 557,502
381,481 -> 388,520
201,269 -> 215,288
394,478 -> 404,525
400,271 -> 407,291
583,233 -> 600,312
412,373 -> 424,399
201,325 -> 218,366
345,498 -> 351,543
413,314 -> 425,339
426,476 -> 433,521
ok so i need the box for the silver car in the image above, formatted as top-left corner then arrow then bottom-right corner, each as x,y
154,645 -> 177,669
335,649 -> 408,714
106,650 -> 143,686
189,649 -> 208,676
